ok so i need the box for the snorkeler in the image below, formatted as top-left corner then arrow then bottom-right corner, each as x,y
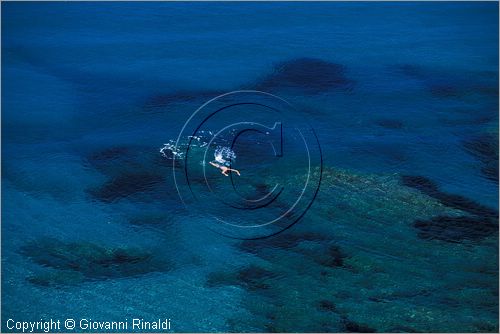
209,161 -> 241,176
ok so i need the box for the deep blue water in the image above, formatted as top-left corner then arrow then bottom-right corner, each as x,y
2,2 -> 499,332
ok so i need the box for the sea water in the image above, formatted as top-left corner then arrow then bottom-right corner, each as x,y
2,2 -> 498,332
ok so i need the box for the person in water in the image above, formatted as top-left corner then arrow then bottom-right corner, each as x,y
209,161 -> 241,176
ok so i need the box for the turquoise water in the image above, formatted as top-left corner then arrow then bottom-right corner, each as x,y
2,2 -> 498,332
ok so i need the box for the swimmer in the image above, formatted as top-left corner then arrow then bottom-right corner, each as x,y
209,161 -> 241,176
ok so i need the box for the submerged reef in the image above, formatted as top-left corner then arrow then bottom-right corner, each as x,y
254,57 -> 354,94
213,166 -> 497,332
317,299 -> 337,313
305,245 -> 350,269
462,134 -> 499,184
375,119 -> 404,130
396,64 -> 498,99
400,175 -> 498,219
206,264 -> 278,292
141,57 -> 354,113
143,89 -> 225,111
84,145 -> 170,177
400,175 -> 498,242
413,215 -> 497,243
88,172 -> 165,203
341,315 -> 377,333
84,145 -> 176,203
26,270 -> 85,287
20,238 -> 170,286
238,232 -> 329,254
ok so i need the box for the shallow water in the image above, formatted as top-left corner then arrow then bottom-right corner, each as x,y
2,2 -> 498,332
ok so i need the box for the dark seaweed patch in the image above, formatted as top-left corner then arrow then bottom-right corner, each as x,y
128,212 -> 174,228
400,175 -> 439,193
401,175 -> 498,242
264,324 -> 280,333
255,58 -> 353,94
481,163 -> 499,183
84,146 -> 142,176
463,135 -> 498,162
400,175 -> 498,219
387,326 -> 418,333
396,64 -> 458,98
341,316 -> 377,333
369,144 -> 408,163
27,270 -> 85,287
375,119 -> 404,130
85,145 -> 172,176
436,192 -> 498,219
462,134 -> 499,183
143,90 -> 224,110
428,84 -> 460,98
439,107 -> 497,127
474,322 -> 499,332
237,265 -> 277,291
88,172 -> 165,203
396,64 -> 498,99
142,58 -> 353,111
254,183 -> 272,196
238,231 -> 328,254
206,265 -> 277,292
317,300 -> 337,312
85,145 -> 181,203
413,216 -> 497,243
367,296 -> 386,303
20,238 -> 169,285
313,245 -> 349,268
87,146 -> 131,164
205,271 -> 234,288
298,244 -> 350,270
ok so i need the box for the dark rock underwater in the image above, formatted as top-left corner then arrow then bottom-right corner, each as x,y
20,238 -> 171,286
